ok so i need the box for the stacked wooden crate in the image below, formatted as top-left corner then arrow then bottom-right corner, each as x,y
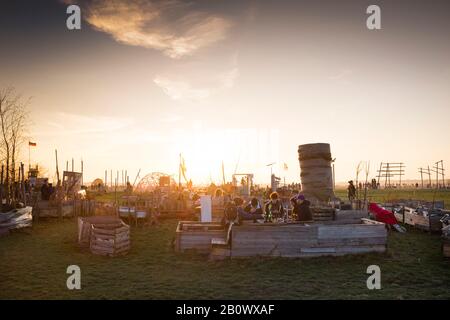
311,207 -> 335,222
78,216 -> 123,247
90,221 -> 130,257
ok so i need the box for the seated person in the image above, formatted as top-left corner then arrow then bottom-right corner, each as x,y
237,198 -> 264,223
264,192 -> 285,222
221,197 -> 243,226
292,194 -> 312,221
212,188 -> 225,210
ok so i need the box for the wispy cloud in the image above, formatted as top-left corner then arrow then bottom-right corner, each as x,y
153,77 -> 211,100
71,0 -> 232,58
328,69 -> 353,85
154,67 -> 239,101
36,112 -> 133,136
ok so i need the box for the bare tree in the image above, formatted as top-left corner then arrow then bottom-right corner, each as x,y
0,87 -> 30,207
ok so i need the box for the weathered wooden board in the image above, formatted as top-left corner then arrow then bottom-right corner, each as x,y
89,220 -> 130,257
230,219 -> 387,258
394,209 -> 442,232
175,221 -> 227,253
78,216 -> 122,247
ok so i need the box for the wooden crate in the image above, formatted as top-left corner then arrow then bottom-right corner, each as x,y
90,221 -> 130,257
230,218 -> 387,258
78,216 -> 123,247
175,221 -> 226,253
393,207 -> 442,232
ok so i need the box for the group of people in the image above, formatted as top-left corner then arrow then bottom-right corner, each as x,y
40,182 -> 55,201
221,191 -> 312,226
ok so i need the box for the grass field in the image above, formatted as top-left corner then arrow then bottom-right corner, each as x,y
1,189 -> 449,300
334,188 -> 450,209
1,219 -> 449,299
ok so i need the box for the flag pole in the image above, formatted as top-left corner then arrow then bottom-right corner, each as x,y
178,153 -> 181,189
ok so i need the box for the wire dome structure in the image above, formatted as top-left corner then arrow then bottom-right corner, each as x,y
135,172 -> 176,193
91,178 -> 104,186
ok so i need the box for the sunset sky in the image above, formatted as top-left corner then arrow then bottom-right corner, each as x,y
1,0 -> 450,185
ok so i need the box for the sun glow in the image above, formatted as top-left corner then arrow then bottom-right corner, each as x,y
169,125 -> 280,185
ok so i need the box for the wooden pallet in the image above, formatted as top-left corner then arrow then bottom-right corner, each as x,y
90,221 -> 130,257
78,216 -> 123,247
393,207 -> 442,232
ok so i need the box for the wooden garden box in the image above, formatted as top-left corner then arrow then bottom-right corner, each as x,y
89,221 -> 130,257
78,216 -> 123,247
175,221 -> 226,253
230,218 -> 387,258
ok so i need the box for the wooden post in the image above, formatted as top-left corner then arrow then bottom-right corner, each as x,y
377,162 -> 382,188
419,168 -> 424,189
114,177 -> 117,216
21,162 -> 26,205
428,166 -> 432,188
0,164 -> 3,210
55,149 -> 60,185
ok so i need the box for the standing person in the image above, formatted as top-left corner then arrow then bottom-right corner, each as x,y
347,180 -> 356,202
41,181 -> 49,201
264,192 -> 284,223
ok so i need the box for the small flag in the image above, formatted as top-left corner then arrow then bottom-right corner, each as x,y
29,141 -> 37,147
180,156 -> 188,181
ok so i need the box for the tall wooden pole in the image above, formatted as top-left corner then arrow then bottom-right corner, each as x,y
55,149 -> 60,184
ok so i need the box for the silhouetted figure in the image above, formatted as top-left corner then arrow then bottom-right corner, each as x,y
347,180 -> 356,202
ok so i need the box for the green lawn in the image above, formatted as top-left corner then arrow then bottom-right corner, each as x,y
1,217 -> 449,299
334,188 -> 450,209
